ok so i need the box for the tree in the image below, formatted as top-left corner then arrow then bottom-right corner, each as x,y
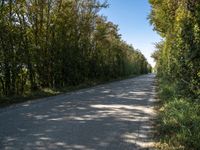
0,0 -> 151,97
149,0 -> 200,98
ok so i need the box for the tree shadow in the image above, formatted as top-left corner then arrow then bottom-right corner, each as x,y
0,74 -> 157,150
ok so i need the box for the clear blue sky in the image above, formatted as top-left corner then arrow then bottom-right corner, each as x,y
99,0 -> 161,67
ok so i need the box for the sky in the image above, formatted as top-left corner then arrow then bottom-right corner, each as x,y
99,0 -> 161,67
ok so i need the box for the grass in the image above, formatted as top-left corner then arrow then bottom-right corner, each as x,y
155,78 -> 200,150
0,88 -> 60,108
0,74 -> 140,108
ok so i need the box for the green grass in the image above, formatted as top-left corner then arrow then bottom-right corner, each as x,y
155,78 -> 200,150
0,88 -> 60,108
0,82 -> 98,108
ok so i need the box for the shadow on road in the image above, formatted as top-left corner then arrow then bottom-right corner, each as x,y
0,74 -> 157,150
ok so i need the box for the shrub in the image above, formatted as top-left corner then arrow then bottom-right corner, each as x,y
158,98 -> 200,150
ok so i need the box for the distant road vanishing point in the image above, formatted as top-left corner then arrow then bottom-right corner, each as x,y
0,74 -> 156,150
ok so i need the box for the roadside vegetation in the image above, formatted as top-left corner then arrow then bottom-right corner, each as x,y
149,0 -> 200,149
0,0 -> 151,106
155,79 -> 200,150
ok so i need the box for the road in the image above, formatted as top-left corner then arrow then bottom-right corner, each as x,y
0,74 -> 156,150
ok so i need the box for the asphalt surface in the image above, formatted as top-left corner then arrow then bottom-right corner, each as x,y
0,74 -> 157,150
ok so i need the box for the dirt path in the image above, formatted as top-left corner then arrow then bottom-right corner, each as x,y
0,74 -> 156,150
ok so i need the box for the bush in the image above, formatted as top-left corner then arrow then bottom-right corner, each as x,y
158,95 -> 200,149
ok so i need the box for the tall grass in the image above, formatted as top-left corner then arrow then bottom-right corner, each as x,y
156,79 -> 200,150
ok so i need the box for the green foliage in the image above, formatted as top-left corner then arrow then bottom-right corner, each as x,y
0,0 -> 150,97
157,79 -> 200,150
149,1 -> 200,149
158,79 -> 175,101
149,0 -> 200,98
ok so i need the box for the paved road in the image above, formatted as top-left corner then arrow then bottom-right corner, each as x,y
0,74 -> 156,150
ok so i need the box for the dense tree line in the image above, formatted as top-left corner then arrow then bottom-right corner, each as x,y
0,0 -> 151,96
149,0 -> 200,98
